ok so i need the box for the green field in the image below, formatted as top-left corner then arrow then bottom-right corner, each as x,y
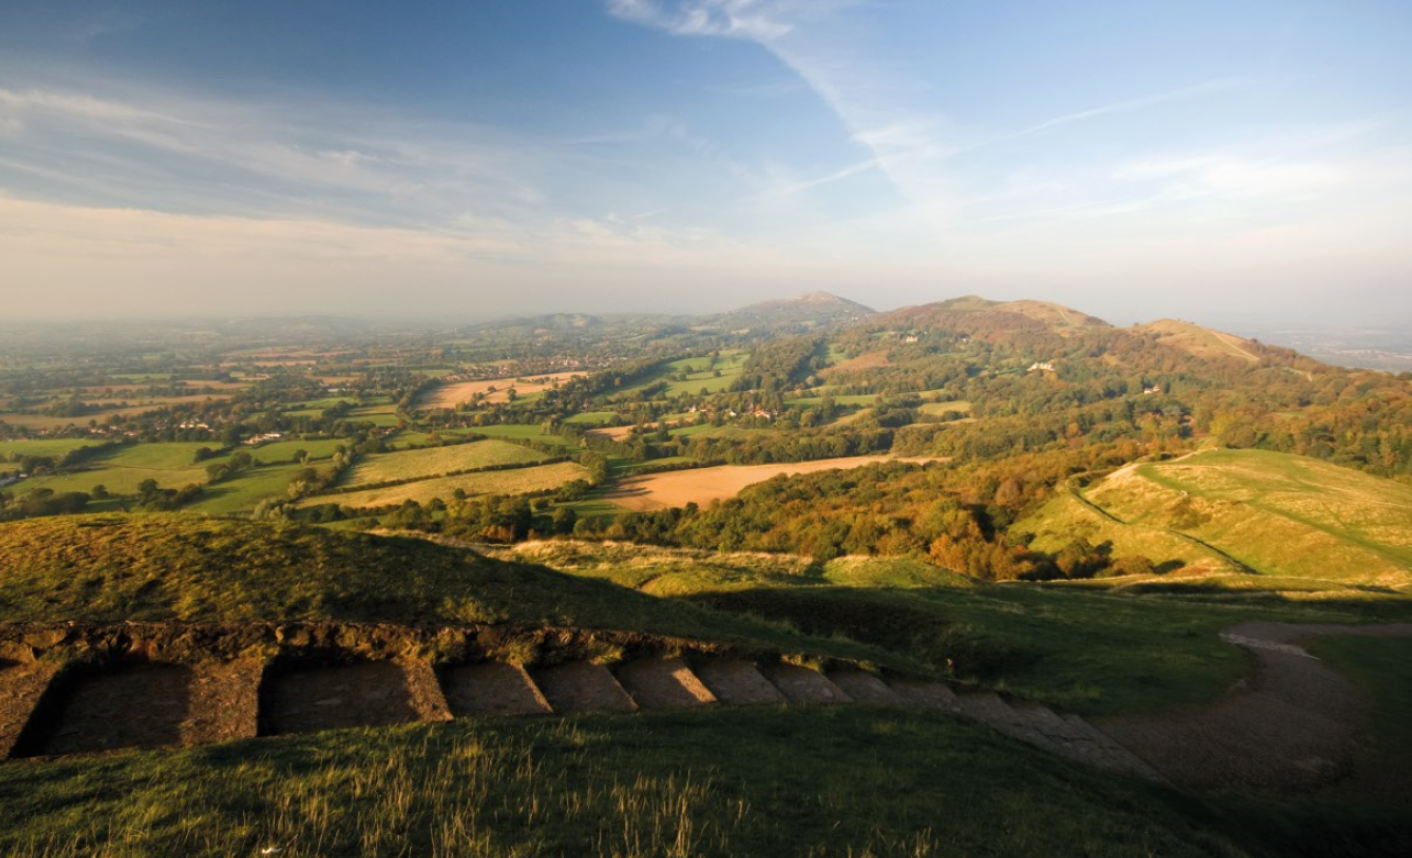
185,463 -> 305,515
10,440 -> 343,501
18,443 -> 219,495
0,438 -> 106,460
342,441 -> 551,488
470,423 -> 584,451
563,410 -> 620,425
305,461 -> 591,509
1021,449 -> 1412,589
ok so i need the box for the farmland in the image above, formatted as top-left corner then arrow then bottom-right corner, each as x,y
605,456 -> 946,511
420,372 -> 587,409
304,461 -> 590,509
342,440 -> 553,487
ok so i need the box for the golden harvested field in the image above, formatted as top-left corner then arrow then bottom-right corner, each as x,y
303,461 -> 590,509
821,350 -> 891,377
605,456 -> 946,511
342,441 -> 551,487
421,372 -> 587,409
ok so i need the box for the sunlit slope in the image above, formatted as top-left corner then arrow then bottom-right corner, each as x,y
1023,449 -> 1412,588
1132,319 -> 1262,363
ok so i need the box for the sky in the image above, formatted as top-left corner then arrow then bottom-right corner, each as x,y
1,0 -> 1410,328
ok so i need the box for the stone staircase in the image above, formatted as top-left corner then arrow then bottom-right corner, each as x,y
0,653 -> 1160,781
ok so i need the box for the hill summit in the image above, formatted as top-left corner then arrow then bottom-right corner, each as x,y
877,296 -> 1110,338
720,291 -> 876,329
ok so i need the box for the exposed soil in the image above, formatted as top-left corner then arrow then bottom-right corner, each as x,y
28,664 -> 194,757
1099,622 -> 1412,792
260,661 -> 424,736
0,662 -> 60,758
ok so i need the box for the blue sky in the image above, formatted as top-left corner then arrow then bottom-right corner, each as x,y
1,0 -> 1409,326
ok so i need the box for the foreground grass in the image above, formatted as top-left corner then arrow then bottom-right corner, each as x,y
0,707 -> 1254,858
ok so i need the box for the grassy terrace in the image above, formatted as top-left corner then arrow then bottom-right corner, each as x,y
0,516 -> 898,668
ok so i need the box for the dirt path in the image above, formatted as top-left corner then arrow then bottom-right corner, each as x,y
1098,622 -> 1412,792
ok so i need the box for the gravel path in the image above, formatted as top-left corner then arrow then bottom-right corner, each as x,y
1098,622 -> 1412,791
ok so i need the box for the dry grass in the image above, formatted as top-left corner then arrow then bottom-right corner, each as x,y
421,373 -> 587,409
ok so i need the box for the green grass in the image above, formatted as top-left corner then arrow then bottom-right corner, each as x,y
563,411 -> 620,425
786,393 -> 881,407
185,463 -> 305,515
342,441 -> 551,488
0,707 -> 1258,858
1051,449 -> 1412,589
20,443 -> 218,495
305,461 -> 591,509
470,424 -> 584,451
0,438 -> 105,460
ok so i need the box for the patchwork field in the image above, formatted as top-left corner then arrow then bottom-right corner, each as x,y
420,372 -> 586,409
1020,448 -> 1412,589
605,456 -> 946,511
304,461 -> 590,509
342,441 -> 552,487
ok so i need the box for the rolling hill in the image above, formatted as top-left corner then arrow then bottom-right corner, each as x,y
1017,448 -> 1412,590
877,296 -> 1111,338
716,291 -> 876,329
1132,319 -> 1264,363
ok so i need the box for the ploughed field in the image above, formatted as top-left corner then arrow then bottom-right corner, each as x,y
605,456 -> 948,511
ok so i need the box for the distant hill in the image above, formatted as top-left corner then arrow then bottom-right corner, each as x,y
1132,319 -> 1264,363
877,296 -> 1110,338
716,291 -> 876,330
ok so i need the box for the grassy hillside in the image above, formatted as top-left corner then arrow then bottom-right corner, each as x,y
0,516 -> 896,663
1019,449 -> 1412,590
1133,318 -> 1263,363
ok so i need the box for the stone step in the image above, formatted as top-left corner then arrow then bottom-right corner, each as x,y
181,658 -> 264,746
692,660 -> 788,706
260,660 -> 430,736
614,658 -> 718,710
443,662 -> 554,717
828,670 -> 905,705
0,661 -> 62,759
955,691 -> 1067,756
1062,715 -> 1167,782
885,678 -> 961,712
533,663 -> 639,714
761,663 -> 853,705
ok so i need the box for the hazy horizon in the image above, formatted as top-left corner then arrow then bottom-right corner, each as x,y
2,1 -> 1410,328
